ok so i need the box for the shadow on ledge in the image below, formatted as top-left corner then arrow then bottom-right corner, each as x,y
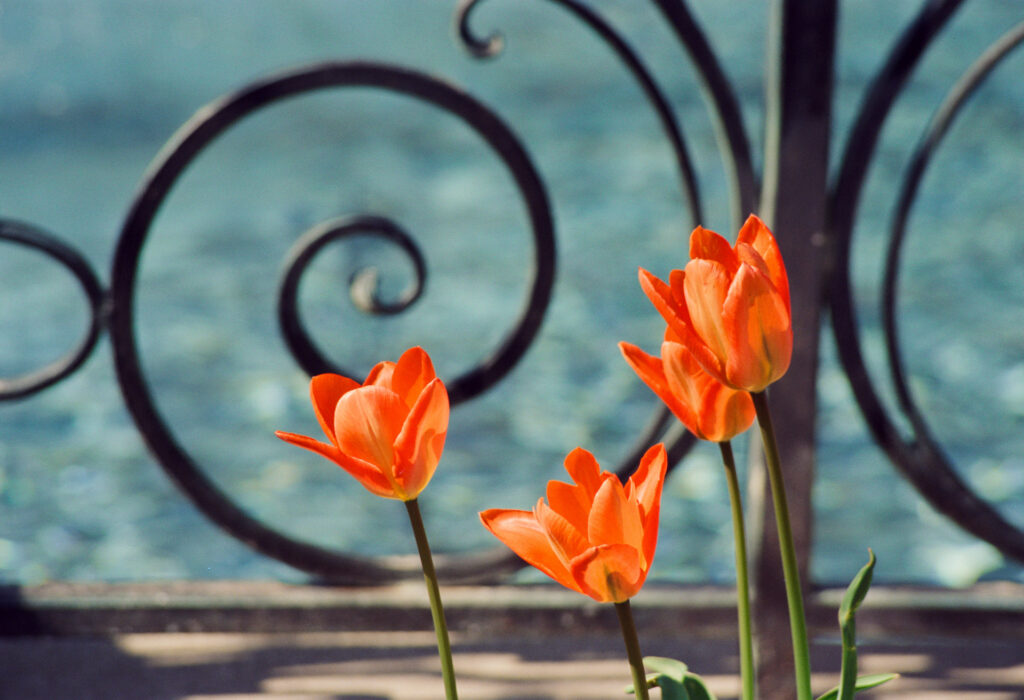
2,581 -> 1024,698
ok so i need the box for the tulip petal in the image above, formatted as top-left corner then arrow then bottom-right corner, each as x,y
309,374 -> 361,443
638,268 -> 692,341
571,543 -> 645,603
393,378 -> 449,499
364,360 -> 396,389
480,507 -> 581,594
736,242 -> 772,278
333,385 -> 407,492
274,430 -> 340,464
620,341 -> 699,436
663,325 -> 684,344
660,342 -> 753,442
391,346 -> 437,410
536,499 -> 591,565
698,380 -> 755,443
736,214 -> 790,312
545,479 -> 592,536
668,269 -> 688,309
683,258 -> 732,372
639,268 -> 722,381
628,444 -> 667,518
274,430 -> 394,497
587,477 -> 645,557
627,444 -> 667,566
722,264 -> 793,391
660,342 -> 711,433
562,447 -> 604,499
689,225 -> 740,275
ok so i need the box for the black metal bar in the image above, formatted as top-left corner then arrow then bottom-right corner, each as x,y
828,0 -> 1024,566
753,1 -> 837,697
650,0 -> 759,224
456,0 -> 704,226
878,20 -> 1024,563
0,220 -> 107,401
454,0 -> 705,477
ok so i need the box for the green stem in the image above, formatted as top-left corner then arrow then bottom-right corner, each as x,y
837,615 -> 858,700
405,498 -> 458,700
615,600 -> 650,700
719,440 -> 755,700
751,390 -> 812,700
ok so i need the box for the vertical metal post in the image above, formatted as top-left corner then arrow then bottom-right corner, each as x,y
752,0 -> 837,698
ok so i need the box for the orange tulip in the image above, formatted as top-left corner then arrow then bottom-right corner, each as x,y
639,214 -> 792,393
480,444 -> 667,604
619,332 -> 755,442
275,346 -> 449,501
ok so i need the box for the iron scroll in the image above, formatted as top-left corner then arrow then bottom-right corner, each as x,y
109,61 -> 556,583
828,2 -> 1024,563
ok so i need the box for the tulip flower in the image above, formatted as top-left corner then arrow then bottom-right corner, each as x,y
277,346 -> 458,698
621,332 -> 756,699
275,345 -> 449,501
480,444 -> 667,604
639,214 -> 792,393
619,333 -> 755,443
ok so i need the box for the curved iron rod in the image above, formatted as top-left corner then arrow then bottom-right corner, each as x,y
829,0 -> 1024,564
650,0 -> 759,224
878,20 -> 1024,561
110,61 -> 553,583
829,0 -> 964,275
826,0 -> 963,470
883,19 -> 1024,422
456,0 -> 703,227
277,215 -> 429,379
457,0 -> 702,471
0,220 -> 107,400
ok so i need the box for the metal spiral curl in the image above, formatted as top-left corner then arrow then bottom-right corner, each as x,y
278,214 -> 428,381
454,0 -> 504,58
109,61 -> 554,583
830,1 -> 1024,564
0,220 -> 107,401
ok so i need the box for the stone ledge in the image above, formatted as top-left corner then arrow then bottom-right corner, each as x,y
4,580 -> 1023,639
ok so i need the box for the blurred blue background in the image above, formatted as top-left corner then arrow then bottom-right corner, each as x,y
1,0 -> 1022,586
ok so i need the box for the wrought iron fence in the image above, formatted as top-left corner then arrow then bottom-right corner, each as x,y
2,0 -> 1023,693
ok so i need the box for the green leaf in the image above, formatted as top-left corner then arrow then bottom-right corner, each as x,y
815,673 -> 899,700
628,675 -> 686,700
834,550 -> 879,699
625,657 -> 717,700
840,549 -> 876,623
678,673 -> 717,700
644,656 -> 689,679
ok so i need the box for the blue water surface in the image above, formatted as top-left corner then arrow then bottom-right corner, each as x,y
1,0 -> 1023,587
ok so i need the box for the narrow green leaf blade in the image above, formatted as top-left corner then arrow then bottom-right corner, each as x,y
836,550 -> 878,699
816,672 -> 900,700
840,549 -> 876,621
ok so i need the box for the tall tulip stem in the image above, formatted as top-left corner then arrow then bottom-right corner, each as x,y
405,498 -> 459,700
719,440 -> 755,700
615,600 -> 650,700
751,390 -> 812,700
